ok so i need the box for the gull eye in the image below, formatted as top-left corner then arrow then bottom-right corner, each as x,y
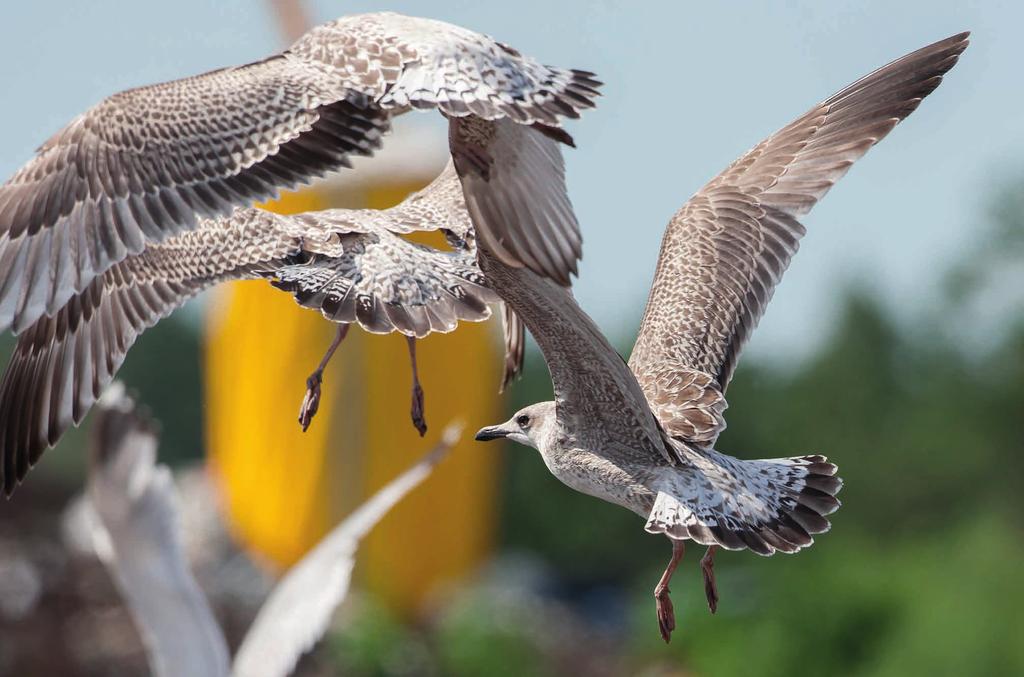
516,414 -> 530,428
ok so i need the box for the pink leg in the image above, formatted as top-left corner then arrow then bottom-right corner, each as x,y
700,545 -> 719,614
654,539 -> 685,643
407,336 -> 426,437
298,324 -> 349,432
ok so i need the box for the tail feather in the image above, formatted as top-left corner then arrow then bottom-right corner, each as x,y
644,452 -> 843,556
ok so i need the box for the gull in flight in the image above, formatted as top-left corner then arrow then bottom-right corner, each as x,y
0,164 -> 520,495
474,33 -> 969,641
0,10 -> 598,493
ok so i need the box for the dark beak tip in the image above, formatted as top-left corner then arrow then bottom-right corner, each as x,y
474,427 -> 504,442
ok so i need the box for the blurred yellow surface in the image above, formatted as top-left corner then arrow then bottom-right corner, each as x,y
204,181 -> 501,615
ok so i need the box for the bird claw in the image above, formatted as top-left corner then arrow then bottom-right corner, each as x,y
410,382 -> 427,436
299,373 -> 323,432
655,587 -> 676,643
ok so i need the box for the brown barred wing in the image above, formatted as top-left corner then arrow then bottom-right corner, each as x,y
0,208 -> 302,496
0,53 -> 389,335
628,33 -> 969,444
268,231 -> 497,338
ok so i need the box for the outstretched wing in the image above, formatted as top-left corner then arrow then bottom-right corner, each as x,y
0,165 -> 505,494
628,32 -> 969,444
479,248 -> 672,464
0,209 -> 300,495
0,11 -> 599,334
0,55 -> 389,334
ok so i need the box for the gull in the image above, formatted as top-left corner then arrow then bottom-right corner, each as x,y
77,380 -> 461,677
0,9 -> 599,494
0,10 -> 599,337
473,33 -> 969,641
0,163 -> 518,495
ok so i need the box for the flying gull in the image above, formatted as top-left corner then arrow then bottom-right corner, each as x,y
0,163 -> 520,495
0,10 -> 599,339
0,9 -> 599,493
474,33 -> 969,641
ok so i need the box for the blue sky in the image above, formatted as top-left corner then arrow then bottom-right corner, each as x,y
0,1 -> 1019,363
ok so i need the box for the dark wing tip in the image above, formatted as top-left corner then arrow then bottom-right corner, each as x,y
898,29 -> 971,79
569,69 -> 603,92
947,30 -> 971,46
561,69 -> 603,110
0,345 -> 45,497
531,123 -> 576,148
904,31 -> 970,63
932,30 -> 970,66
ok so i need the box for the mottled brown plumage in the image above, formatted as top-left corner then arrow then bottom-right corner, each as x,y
0,11 -> 600,336
0,164 -> 514,495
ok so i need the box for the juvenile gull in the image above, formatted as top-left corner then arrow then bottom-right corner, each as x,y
0,10 -> 599,339
474,33 -> 969,641
0,163 -> 521,495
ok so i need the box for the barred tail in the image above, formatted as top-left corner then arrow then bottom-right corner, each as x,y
645,453 -> 843,556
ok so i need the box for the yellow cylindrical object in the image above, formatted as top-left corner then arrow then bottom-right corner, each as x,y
204,180 -> 501,614
357,327 -> 502,611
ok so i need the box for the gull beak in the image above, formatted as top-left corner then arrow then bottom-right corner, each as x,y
474,424 -> 511,442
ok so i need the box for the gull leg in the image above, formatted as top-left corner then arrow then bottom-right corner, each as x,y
298,324 -> 349,432
700,545 -> 718,614
407,336 -> 427,436
654,539 -> 685,643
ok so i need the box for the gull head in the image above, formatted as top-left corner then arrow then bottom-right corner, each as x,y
474,401 -> 556,451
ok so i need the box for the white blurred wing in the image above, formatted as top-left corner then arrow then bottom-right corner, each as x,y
231,423 -> 462,677
86,385 -> 230,677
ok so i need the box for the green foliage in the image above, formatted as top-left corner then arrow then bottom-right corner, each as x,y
621,514 -> 1024,676
327,599 -> 435,677
434,588 -> 553,677
115,312 -> 205,465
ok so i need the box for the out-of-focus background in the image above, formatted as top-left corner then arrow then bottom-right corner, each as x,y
1,1 -> 1022,675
